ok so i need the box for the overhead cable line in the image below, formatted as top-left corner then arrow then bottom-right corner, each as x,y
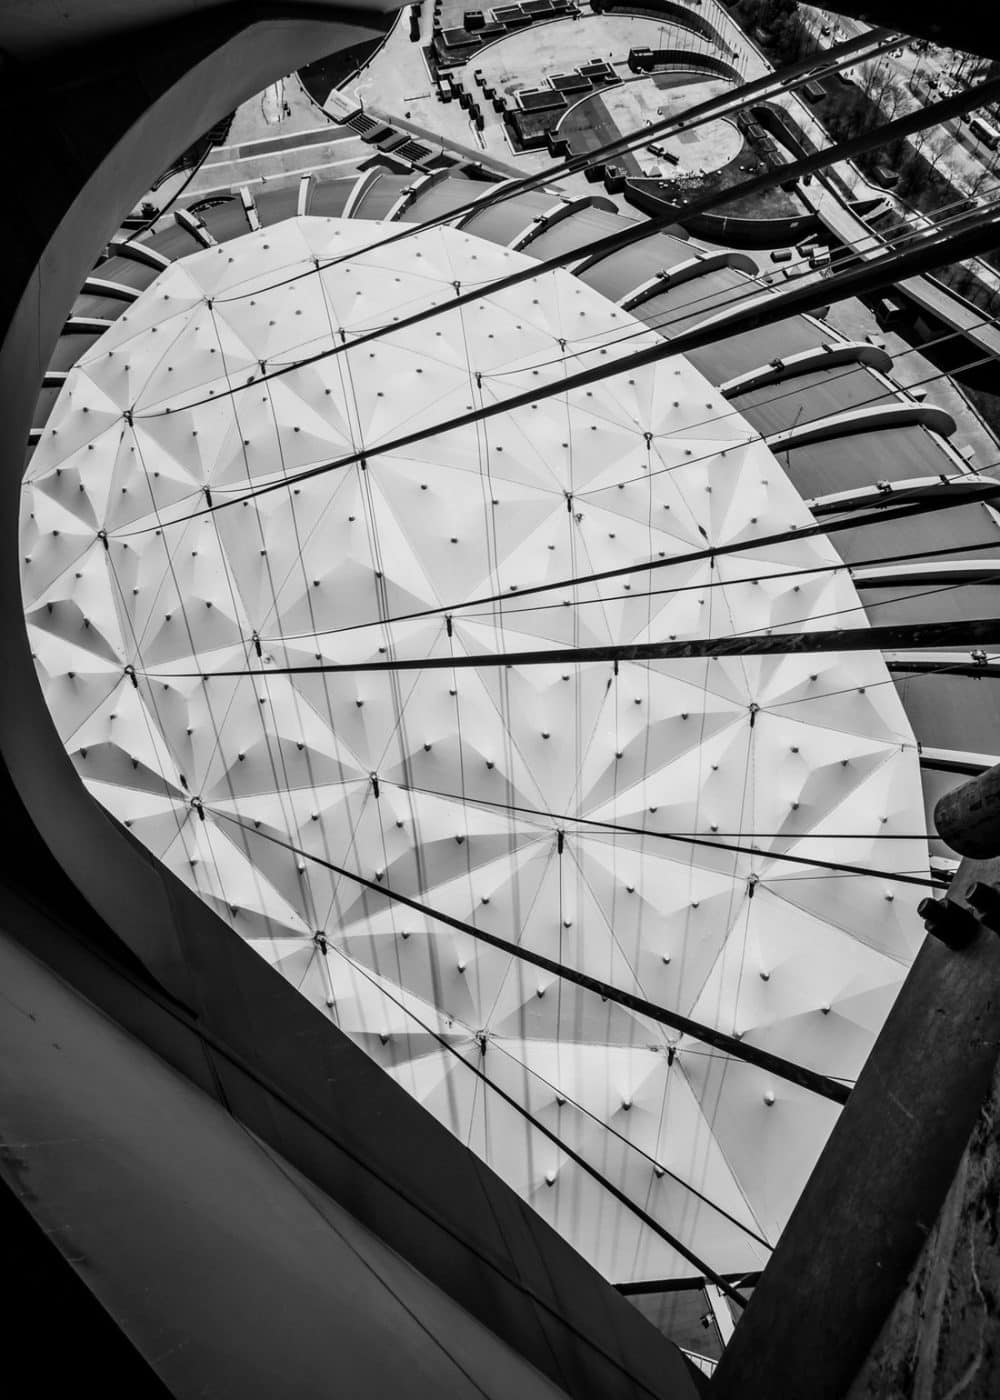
124,209 -> 1000,509
156,616 -> 1000,679
484,1035 -> 774,1250
212,807 -> 853,1106
252,370 -> 1000,645
120,207 -> 1000,534
409,200 -> 1000,390
383,784 -> 938,846
367,780 -> 939,889
888,657 -> 1000,678
114,341 -> 1000,649
417,537 -> 1000,631
492,222 -> 1000,387
616,1271 -> 762,1296
245,526 -> 991,674
200,28 -> 899,310
149,483 -> 1000,664
31,851 -> 683,1399
137,68 -> 1000,421
315,932 -> 753,1306
743,640 -> 1000,716
263,532 -> 1000,645
587,362 -> 997,498
236,181 -> 999,403
124,221 -> 997,537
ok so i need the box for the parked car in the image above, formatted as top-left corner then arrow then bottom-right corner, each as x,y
970,114 -> 1000,149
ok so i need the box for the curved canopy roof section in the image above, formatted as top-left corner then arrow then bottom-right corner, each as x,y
22,215 -> 929,1285
0,0 -> 397,60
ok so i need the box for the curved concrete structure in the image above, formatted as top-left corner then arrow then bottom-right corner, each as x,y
720,340 -> 894,398
617,251 -> 759,310
805,473 -> 996,516
81,274 -> 140,302
6,7 -> 1000,1394
853,560 -> 1000,587
342,165 -> 382,217
0,8 -> 700,1398
508,194 -> 618,251
386,167 -> 450,220
765,400 -> 957,454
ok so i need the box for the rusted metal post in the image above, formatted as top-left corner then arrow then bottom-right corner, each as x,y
710,765 -> 1000,1400
936,763 -> 1000,861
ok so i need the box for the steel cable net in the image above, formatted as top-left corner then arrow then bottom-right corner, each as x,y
21,215 -> 928,1283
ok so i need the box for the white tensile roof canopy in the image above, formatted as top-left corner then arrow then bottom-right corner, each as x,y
22,217 -> 927,1285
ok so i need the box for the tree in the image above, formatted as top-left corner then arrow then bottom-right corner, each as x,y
922,131 -> 951,178
857,60 -> 906,122
964,164 -> 998,201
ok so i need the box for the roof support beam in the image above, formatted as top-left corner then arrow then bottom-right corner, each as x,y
507,195 -> 617,252
887,652 -> 1000,679
721,341 -> 893,398
151,75 -> 1000,431
766,401 -> 955,455
387,170 -> 446,223
214,812 -> 854,1106
238,185 -> 260,233
196,619 -> 1000,679
920,747 -> 998,777
108,237 -> 171,270
82,275 -> 140,303
342,168 -> 380,221
64,315 -> 113,334
806,473 -> 991,516
180,209 -> 1000,512
616,252 -> 758,311
175,207 -> 215,247
616,1272 -> 762,1296
855,561 -> 1000,587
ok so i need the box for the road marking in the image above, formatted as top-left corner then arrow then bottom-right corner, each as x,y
188,155 -> 368,202
202,138 -> 362,171
212,124 -> 354,156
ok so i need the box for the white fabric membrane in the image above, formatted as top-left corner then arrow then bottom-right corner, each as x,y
22,218 -> 927,1283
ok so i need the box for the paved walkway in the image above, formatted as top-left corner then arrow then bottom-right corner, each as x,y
228,70 -> 339,145
183,73 -> 367,196
187,129 -> 365,196
340,13 -> 552,172
331,12 -> 653,214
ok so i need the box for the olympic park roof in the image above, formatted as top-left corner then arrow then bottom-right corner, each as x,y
22,215 -> 930,1285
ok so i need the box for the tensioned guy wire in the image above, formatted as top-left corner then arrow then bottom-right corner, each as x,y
212,805 -> 855,1104
192,28 -> 901,314
116,207 -> 1000,537
132,71 -> 1000,423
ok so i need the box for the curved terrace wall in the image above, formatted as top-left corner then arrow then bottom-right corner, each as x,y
591,0 -> 725,48
623,177 -> 819,246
